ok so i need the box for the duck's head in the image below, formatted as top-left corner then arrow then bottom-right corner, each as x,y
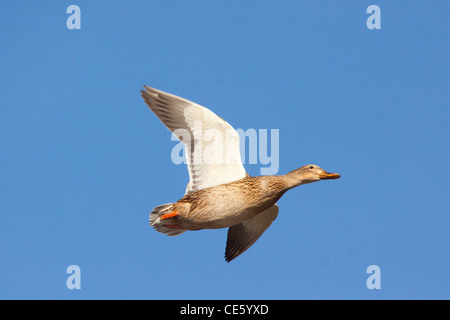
286,164 -> 341,187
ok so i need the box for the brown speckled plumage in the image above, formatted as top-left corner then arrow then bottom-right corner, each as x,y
171,175 -> 289,230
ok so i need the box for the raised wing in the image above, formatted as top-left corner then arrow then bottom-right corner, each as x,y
141,86 -> 247,194
225,204 -> 279,262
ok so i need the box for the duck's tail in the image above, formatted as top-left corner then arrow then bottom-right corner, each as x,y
149,203 -> 186,236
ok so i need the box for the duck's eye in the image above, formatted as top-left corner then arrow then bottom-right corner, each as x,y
309,166 -> 314,169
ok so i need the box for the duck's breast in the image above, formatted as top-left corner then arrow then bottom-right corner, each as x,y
184,176 -> 286,229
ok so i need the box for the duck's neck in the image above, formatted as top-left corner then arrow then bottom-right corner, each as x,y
282,169 -> 311,190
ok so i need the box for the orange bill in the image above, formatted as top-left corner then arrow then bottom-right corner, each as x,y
318,171 -> 341,180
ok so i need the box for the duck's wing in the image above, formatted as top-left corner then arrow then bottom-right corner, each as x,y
141,86 -> 247,194
225,204 -> 279,262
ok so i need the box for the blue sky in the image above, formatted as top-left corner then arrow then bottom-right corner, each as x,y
0,1 -> 449,299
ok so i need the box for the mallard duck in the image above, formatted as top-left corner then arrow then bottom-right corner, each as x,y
141,86 -> 340,262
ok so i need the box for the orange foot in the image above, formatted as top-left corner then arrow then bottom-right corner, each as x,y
160,210 -> 179,220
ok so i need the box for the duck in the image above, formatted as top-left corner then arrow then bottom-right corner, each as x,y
141,86 -> 340,262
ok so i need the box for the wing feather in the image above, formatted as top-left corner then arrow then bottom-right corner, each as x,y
141,86 -> 247,194
225,205 -> 279,262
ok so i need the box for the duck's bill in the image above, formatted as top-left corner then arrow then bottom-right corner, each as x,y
319,172 -> 341,180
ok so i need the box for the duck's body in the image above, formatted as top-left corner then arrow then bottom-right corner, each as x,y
163,175 -> 287,230
141,86 -> 340,262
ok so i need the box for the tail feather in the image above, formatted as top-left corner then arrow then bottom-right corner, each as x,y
150,203 -> 186,236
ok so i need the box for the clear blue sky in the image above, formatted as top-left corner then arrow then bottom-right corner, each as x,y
1,1 -> 449,299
